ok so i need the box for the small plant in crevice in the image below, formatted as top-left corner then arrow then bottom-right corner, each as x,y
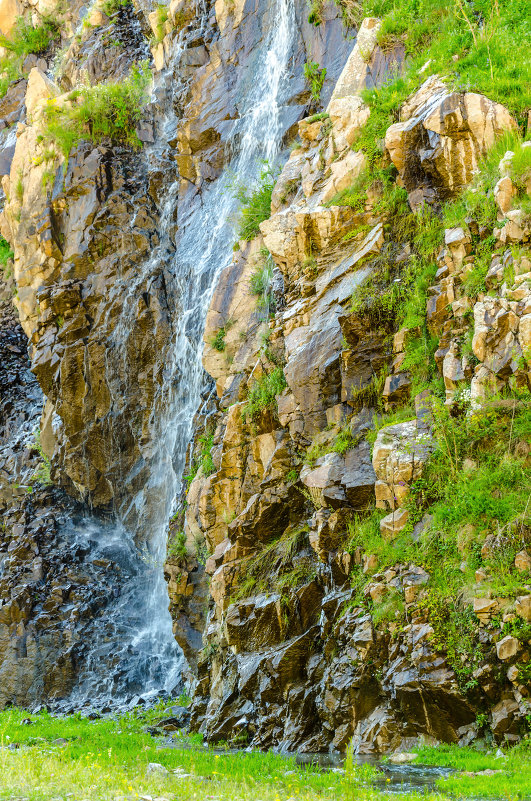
29,429 -> 52,487
210,318 -> 234,353
102,0 -> 131,15
241,367 -> 287,423
41,61 -> 151,160
0,15 -> 61,99
167,529 -> 187,561
232,162 -> 277,241
304,60 -> 327,104
184,430 -> 216,488
249,248 -> 275,315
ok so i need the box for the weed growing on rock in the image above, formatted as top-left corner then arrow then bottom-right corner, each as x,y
241,367 -> 287,422
249,248 -> 275,314
233,163 -> 277,241
42,61 -> 151,159
304,60 -> 327,104
0,15 -> 61,98
102,0 -> 131,15
167,529 -> 187,561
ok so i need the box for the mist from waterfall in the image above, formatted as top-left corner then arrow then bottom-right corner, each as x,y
65,0 -> 296,707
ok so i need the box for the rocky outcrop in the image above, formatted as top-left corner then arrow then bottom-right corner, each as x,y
385,75 -> 517,208
185,28 -> 531,752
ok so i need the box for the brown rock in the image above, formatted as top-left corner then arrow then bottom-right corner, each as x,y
496,635 -> 519,661
380,508 -> 409,538
515,550 -> 531,573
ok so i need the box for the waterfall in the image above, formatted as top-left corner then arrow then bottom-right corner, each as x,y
65,0 -> 296,707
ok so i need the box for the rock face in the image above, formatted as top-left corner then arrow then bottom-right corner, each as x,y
385,76 -> 517,208
181,22 -> 531,754
0,0 -> 358,706
0,0 -> 530,751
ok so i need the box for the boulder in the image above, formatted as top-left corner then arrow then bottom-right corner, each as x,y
496,635 -> 519,661
380,508 -> 409,538
385,76 -> 517,205
515,595 -> 531,622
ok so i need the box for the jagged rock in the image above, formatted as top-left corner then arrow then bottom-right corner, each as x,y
372,420 -> 434,510
491,698 -> 519,738
380,508 -> 409,537
385,76 -> 517,206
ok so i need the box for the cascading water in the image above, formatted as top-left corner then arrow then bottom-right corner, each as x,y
64,0 -> 296,707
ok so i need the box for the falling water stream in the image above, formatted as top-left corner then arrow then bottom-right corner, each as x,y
65,0 -> 296,707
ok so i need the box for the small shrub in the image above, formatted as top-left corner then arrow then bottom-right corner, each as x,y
241,367 -> 287,422
152,3 -> 169,42
102,0 -> 131,15
42,61 -> 151,159
304,60 -> 327,103
233,163 -> 276,241
167,530 -> 187,561
249,249 -> 275,313
30,429 -> 52,486
0,16 -> 59,58
0,236 -> 13,270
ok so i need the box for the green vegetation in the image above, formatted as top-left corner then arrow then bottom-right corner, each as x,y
347,0 -> 531,173
0,705 -> 407,801
304,60 -> 327,104
0,236 -> 13,280
249,248 -> 275,313
41,61 -> 151,159
231,526 -> 314,602
308,0 -> 359,27
233,163 -> 276,241
167,529 -> 188,560
210,319 -> 234,352
347,395 -> 531,691
241,367 -> 287,422
30,429 -> 52,487
184,431 -> 216,487
305,420 -> 361,467
0,15 -> 61,98
415,741 -> 531,799
151,3 -> 169,42
101,0 -> 131,15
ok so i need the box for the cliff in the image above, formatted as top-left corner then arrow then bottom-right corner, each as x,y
0,0 -> 529,754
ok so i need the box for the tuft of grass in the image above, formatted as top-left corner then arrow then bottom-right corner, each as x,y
241,367 -> 287,422
167,529 -> 187,560
233,163 -> 276,241
304,60 -> 327,104
249,248 -> 275,313
42,61 -> 151,159
102,0 -> 131,16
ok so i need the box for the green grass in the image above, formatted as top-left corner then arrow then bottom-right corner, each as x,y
0,15 -> 61,99
347,396 -> 531,687
233,164 -> 276,241
415,740 -> 531,799
102,0 -> 131,15
0,236 -> 13,276
241,367 -> 287,422
354,0 -> 531,148
167,529 -> 187,560
42,61 -> 151,159
304,60 -> 327,104
249,248 -> 275,313
184,431 -> 216,487
0,707 -> 396,801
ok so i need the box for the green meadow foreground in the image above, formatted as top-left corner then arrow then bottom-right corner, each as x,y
0,708 -> 531,800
